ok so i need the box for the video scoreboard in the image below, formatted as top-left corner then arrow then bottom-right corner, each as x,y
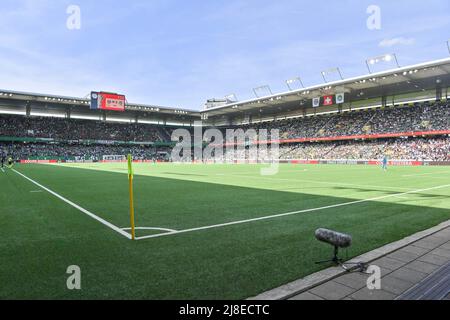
90,92 -> 126,112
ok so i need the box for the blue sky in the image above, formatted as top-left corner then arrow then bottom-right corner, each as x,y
0,0 -> 449,109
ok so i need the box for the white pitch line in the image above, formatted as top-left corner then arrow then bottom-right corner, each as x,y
413,176 -> 450,180
136,183 -> 450,241
12,169 -> 131,239
121,227 -> 178,233
393,195 -> 409,200
227,173 -> 412,191
403,171 -> 450,177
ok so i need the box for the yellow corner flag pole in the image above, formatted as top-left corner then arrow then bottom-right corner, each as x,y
128,154 -> 136,240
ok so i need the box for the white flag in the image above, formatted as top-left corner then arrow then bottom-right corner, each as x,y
312,97 -> 320,108
336,93 -> 345,104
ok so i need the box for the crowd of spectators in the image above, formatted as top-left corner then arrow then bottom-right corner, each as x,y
0,115 -> 163,142
0,142 -> 170,161
234,101 -> 450,139
280,137 -> 450,161
1,101 -> 449,161
1,101 -> 449,143
196,137 -> 450,162
1,136 -> 448,162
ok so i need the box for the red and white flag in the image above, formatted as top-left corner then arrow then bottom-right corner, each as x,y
323,95 -> 333,106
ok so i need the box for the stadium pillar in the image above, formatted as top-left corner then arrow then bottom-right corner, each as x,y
382,95 -> 387,108
347,93 -> 352,111
436,80 -> 443,101
26,101 -> 31,117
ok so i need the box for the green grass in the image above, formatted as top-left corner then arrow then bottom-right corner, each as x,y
1,163 -> 449,299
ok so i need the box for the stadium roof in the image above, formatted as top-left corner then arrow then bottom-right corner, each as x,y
0,88 -> 199,117
202,57 -> 450,119
1,57 -> 449,123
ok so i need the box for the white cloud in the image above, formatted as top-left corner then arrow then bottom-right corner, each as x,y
379,37 -> 416,47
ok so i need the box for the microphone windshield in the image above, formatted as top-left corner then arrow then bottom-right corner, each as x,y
315,228 -> 352,248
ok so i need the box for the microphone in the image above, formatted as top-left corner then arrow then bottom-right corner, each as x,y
315,228 -> 352,249
314,229 -> 368,272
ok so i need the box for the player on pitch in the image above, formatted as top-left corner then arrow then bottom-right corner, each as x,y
382,155 -> 388,172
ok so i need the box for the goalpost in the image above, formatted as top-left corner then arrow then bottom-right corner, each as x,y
127,154 -> 136,240
103,155 -> 126,162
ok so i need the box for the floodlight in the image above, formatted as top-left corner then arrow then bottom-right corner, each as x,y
285,77 -> 304,91
252,85 -> 273,98
225,94 -> 238,103
321,67 -> 343,83
365,53 -> 399,73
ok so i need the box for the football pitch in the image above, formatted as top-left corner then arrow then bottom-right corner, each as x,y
1,163 -> 450,299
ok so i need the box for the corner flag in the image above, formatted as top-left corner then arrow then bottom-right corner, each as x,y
127,154 -> 134,178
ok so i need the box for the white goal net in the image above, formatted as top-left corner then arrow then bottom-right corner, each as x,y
102,155 -> 126,162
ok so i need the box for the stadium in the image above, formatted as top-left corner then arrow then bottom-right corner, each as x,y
2,55 -> 450,301
1,1 -> 450,307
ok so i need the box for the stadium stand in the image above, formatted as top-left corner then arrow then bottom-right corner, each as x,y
0,115 -> 163,142
279,137 -> 450,161
0,143 -> 170,162
1,101 -> 449,162
235,101 -> 450,138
